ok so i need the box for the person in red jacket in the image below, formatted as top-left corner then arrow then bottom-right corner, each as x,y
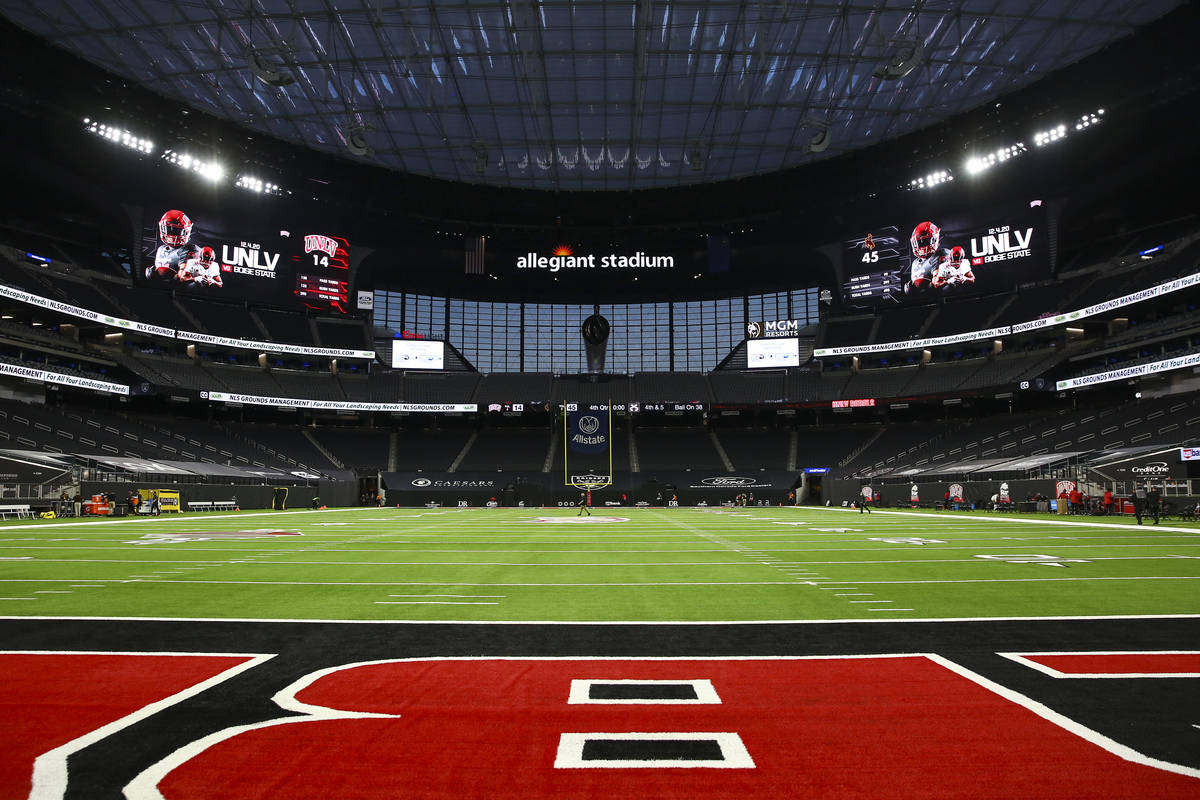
1068,487 -> 1082,515
1102,489 -> 1114,515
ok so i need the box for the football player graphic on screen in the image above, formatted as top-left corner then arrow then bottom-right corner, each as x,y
177,245 -> 224,289
149,209 -> 200,281
905,220 -> 951,294
933,245 -> 975,288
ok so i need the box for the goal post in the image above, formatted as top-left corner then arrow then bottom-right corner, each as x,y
563,402 -> 613,490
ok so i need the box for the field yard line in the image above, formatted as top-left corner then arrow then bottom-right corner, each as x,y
780,506 -> 1200,534
0,578 -> 806,587
374,601 -> 500,605
388,594 -> 506,598
6,612 -> 1199,625
0,507 -> 408,532
1,575 -> 1181,587
9,534 -> 1191,554
821,576 -> 1200,585
4,614 -> 1195,623
17,558 -> 767,567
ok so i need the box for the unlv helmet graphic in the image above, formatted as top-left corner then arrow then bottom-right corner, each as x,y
198,246 -> 216,265
158,209 -> 193,246
910,221 -> 941,258
949,245 -> 966,263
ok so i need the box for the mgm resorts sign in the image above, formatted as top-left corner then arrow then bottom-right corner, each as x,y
747,319 -> 803,338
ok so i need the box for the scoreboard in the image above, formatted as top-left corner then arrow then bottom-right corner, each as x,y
842,227 -> 904,304
139,206 -> 359,315
839,206 -> 1049,308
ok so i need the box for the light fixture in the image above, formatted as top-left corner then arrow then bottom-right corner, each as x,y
235,175 -> 285,196
248,50 -> 295,87
1033,124 -> 1068,147
909,169 -> 953,189
162,150 -> 225,182
346,126 -> 374,157
84,119 -> 154,154
964,142 -> 1027,175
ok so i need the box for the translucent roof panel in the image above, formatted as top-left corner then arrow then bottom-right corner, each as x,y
0,0 -> 1180,190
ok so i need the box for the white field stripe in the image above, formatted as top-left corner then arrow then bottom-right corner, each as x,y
0,597 -> 36,601
20,651 -> 275,800
4,612 -> 1200,626
387,594 -> 506,598
7,575 -> 1198,591
998,651 -> 1200,679
0,578 -> 808,587
0,506 -> 413,532
778,505 -> 1200,535
374,601 -> 500,606
927,653 -> 1200,780
13,558 -> 800,567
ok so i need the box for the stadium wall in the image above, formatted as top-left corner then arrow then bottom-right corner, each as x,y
382,470 -> 800,507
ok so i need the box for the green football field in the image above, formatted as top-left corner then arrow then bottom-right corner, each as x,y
0,506 -> 1198,622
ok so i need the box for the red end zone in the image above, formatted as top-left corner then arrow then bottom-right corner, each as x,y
148,656 -> 1199,799
0,653 -> 259,799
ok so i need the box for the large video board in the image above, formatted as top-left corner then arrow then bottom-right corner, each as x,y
138,207 -> 355,314
747,337 -> 801,368
841,205 -> 1047,307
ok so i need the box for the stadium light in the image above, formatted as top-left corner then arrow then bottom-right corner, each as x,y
235,174 -> 286,196
1074,108 -> 1104,132
964,142 -> 1026,175
162,149 -> 225,182
908,169 -> 953,190
84,119 -> 154,154
1033,124 -> 1068,147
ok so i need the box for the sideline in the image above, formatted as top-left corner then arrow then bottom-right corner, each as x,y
779,505 -> 1200,535
0,506 -> 451,532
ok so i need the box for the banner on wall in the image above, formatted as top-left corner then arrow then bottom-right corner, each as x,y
0,362 -> 129,396
203,391 -> 475,413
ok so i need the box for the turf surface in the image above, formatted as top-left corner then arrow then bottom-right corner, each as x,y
2,506 -> 1198,622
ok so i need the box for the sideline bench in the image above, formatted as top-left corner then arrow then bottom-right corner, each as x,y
0,504 -> 32,519
186,500 -> 238,512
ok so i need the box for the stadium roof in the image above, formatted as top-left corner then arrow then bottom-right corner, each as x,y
0,0 -> 1181,191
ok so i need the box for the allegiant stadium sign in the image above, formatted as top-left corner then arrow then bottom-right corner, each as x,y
517,249 -> 674,273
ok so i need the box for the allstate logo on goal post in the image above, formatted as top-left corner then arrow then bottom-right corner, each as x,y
564,403 -> 612,488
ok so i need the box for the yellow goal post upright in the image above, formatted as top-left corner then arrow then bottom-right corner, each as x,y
562,401 -> 614,491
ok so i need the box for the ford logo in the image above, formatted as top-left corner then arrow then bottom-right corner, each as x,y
411,478 -> 432,487
701,476 -> 756,487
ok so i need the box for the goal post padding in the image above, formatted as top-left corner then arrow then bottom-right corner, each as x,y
563,403 -> 613,489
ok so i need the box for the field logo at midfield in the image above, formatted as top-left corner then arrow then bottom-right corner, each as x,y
527,517 -> 630,524
128,530 -> 303,545
975,553 -> 1090,568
